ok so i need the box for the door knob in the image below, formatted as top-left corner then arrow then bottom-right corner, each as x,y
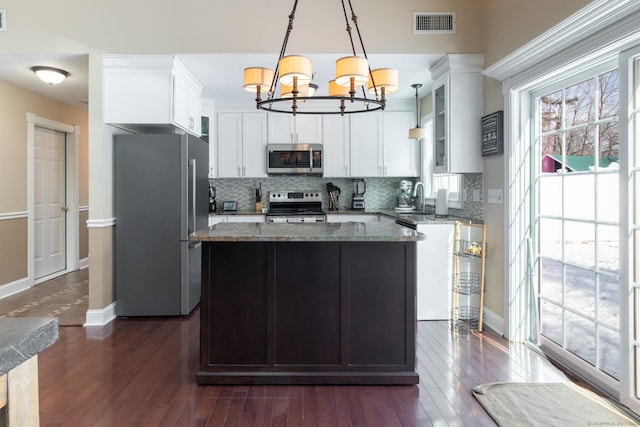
61,205 -> 69,212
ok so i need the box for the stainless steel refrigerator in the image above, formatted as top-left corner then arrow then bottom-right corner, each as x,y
114,133 -> 209,316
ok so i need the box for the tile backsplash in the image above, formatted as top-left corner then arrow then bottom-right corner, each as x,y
210,173 -> 483,221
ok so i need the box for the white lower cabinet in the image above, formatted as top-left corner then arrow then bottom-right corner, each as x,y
226,215 -> 265,223
208,214 -> 265,226
415,223 -> 455,321
325,214 -> 380,223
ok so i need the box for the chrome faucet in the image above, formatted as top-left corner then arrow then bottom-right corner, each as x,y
412,182 -> 425,212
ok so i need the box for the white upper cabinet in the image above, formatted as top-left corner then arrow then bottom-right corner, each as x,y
430,54 -> 484,173
383,111 -> 418,177
268,115 -> 322,144
350,113 -> 383,177
322,115 -> 350,177
104,54 -> 203,136
216,112 -> 268,178
349,112 -> 417,178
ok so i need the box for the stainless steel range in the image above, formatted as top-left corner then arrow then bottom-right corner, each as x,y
266,191 -> 326,223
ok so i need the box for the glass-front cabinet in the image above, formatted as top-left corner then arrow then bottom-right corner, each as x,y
434,85 -> 446,170
430,54 -> 484,174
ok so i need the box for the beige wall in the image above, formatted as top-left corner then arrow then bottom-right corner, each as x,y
0,80 -> 89,287
480,0 -> 590,319
483,0 -> 591,67
0,0 -> 482,55
0,219 -> 27,284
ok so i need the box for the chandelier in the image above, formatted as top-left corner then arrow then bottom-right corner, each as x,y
243,0 -> 399,115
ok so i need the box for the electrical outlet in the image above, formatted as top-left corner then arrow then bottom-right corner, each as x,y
473,189 -> 480,202
488,189 -> 503,204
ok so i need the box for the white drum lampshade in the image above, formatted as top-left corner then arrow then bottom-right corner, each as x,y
368,68 -> 399,95
328,79 -> 351,96
278,55 -> 313,86
243,67 -> 274,93
335,56 -> 369,87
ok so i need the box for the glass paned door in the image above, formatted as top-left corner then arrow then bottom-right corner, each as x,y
620,50 -> 640,413
535,66 -> 621,387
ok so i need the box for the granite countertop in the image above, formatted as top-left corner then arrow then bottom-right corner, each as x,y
210,209 -> 481,225
0,317 -> 59,375
192,222 -> 425,242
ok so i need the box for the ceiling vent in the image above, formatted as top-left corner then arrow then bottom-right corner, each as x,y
413,12 -> 456,34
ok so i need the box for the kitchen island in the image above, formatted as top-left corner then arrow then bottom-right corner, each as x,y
191,222 -> 424,385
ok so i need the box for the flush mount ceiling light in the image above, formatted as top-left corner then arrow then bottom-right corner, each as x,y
31,66 -> 69,85
243,0 -> 398,115
409,83 -> 427,140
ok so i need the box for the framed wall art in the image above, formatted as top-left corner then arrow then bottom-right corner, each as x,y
481,110 -> 503,156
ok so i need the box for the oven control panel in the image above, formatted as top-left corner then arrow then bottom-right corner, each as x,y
269,191 -> 322,203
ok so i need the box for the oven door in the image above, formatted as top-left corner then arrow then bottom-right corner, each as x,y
267,144 -> 322,176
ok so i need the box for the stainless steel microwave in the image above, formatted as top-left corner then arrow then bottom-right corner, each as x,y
266,144 -> 323,176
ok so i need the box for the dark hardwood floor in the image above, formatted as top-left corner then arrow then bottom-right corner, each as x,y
37,310 -> 569,426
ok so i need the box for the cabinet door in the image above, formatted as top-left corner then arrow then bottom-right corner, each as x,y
268,115 -> 293,143
322,115 -> 350,177
242,113 -> 268,178
217,113 -> 243,178
294,115 -> 322,144
383,112 -> 417,177
350,114 -> 383,177
173,75 -> 202,135
433,83 -> 447,173
226,215 -> 265,223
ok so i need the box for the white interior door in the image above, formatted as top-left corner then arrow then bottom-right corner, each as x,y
34,126 -> 66,279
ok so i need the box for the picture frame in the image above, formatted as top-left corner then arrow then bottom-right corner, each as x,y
0,9 -> 6,32
481,110 -> 503,156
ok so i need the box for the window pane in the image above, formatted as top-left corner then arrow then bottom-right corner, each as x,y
540,258 -> 563,302
566,125 -> 596,157
541,300 -> 563,345
597,174 -> 618,222
599,325 -> 620,379
541,135 -> 562,173
565,79 -> 596,127
564,174 -> 595,220
566,311 -> 596,366
599,273 -> 619,329
565,221 -> 595,269
539,218 -> 563,260
540,91 -> 563,132
539,175 -> 562,216
599,121 -> 619,159
597,225 -> 619,274
598,70 -> 619,120
565,265 -> 595,317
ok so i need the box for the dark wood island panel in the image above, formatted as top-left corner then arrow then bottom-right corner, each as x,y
197,240 -> 418,385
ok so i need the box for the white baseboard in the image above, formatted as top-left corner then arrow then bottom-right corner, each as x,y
0,277 -> 30,300
78,257 -> 89,269
482,307 -> 505,336
84,302 -> 116,327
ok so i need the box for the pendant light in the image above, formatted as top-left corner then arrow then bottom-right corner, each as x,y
409,83 -> 427,140
243,0 -> 398,115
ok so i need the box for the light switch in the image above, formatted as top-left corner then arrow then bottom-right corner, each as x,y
488,189 -> 503,204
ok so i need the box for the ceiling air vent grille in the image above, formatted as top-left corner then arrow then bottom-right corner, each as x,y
413,12 -> 456,34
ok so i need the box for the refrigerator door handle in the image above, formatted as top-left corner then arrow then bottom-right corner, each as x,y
189,158 -> 196,234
